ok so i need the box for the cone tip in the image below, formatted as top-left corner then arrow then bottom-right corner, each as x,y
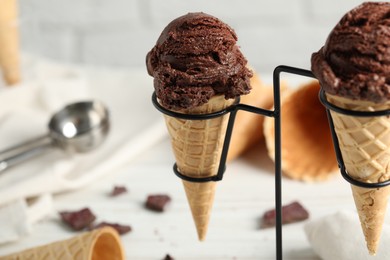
367,243 -> 378,256
196,228 -> 207,241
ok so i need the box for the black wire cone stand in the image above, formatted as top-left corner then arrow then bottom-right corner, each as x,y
152,65 -> 390,259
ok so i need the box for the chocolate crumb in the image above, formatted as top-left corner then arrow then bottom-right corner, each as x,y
91,222 -> 132,235
145,194 -> 171,212
260,201 -> 309,229
59,208 -> 96,231
110,185 -> 128,197
163,254 -> 174,260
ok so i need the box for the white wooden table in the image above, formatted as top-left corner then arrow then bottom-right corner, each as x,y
0,66 -> 357,259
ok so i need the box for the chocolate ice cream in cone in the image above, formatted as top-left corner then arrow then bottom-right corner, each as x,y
312,2 -> 390,255
146,13 -> 252,240
0,227 -> 125,260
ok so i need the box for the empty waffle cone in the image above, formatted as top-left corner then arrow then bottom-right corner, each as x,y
326,93 -> 390,255
227,72 -> 290,162
264,81 -> 338,181
227,72 -> 274,161
0,227 -> 125,260
163,95 -> 234,241
0,0 -> 20,85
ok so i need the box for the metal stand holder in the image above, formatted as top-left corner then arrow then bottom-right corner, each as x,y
152,65 -> 390,259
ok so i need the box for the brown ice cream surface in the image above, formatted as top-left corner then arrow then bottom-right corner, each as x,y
311,2 -> 390,103
146,12 -> 252,110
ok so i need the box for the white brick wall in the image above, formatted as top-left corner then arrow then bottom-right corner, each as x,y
17,0 -> 381,73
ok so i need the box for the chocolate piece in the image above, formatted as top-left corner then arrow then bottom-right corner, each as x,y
163,254 -> 174,260
145,194 -> 171,212
260,201 -> 309,229
59,208 -> 96,231
110,185 -> 128,197
311,2 -> 390,103
91,222 -> 132,235
146,12 -> 253,110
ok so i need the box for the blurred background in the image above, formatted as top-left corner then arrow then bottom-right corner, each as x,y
18,0 -> 375,74
0,2 -> 389,259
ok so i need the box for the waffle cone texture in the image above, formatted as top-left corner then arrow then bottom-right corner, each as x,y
0,0 -> 20,85
0,227 -> 125,260
226,72 -> 274,161
326,93 -> 390,255
264,81 -> 337,181
163,95 -> 234,241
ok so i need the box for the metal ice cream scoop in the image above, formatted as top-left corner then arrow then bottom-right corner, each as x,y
0,100 -> 110,172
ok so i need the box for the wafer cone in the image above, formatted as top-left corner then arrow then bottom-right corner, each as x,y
163,95 -> 234,241
326,93 -> 390,255
227,72 -> 273,161
0,0 -> 20,85
264,81 -> 337,181
0,227 -> 125,260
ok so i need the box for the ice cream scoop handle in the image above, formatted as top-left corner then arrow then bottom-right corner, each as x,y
0,135 -> 53,172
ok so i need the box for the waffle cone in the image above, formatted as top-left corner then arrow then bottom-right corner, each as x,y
264,81 -> 337,181
0,227 -> 125,259
227,72 -> 274,161
326,93 -> 390,255
0,0 -> 20,85
163,95 -> 234,241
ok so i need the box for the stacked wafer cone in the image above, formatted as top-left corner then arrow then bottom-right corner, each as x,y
264,81 -> 338,181
0,227 -> 125,260
0,0 -> 20,85
326,93 -> 390,255
163,95 -> 234,241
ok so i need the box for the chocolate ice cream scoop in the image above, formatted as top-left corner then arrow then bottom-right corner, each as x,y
311,2 -> 390,255
311,2 -> 390,103
146,12 -> 252,110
